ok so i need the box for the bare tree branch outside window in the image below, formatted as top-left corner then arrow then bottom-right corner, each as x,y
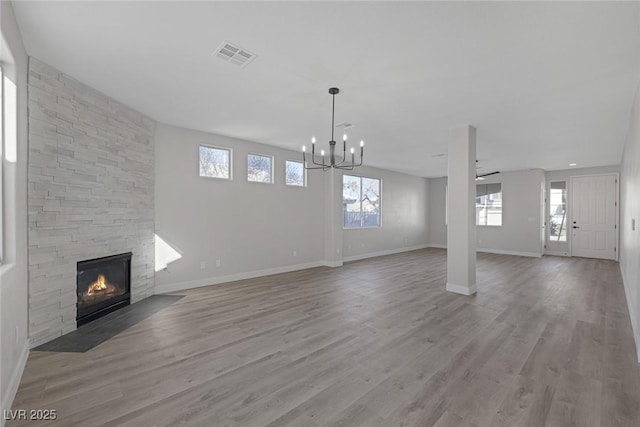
199,146 -> 230,179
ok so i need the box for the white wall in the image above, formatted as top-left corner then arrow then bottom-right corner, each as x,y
155,123 -> 431,292
342,166 -> 430,261
154,123 -> 327,292
429,177 -> 447,247
429,169 -> 546,257
545,165 -> 620,256
620,83 -> 640,362
0,1 -> 29,420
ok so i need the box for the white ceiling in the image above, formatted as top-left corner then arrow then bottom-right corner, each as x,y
11,1 -> 640,178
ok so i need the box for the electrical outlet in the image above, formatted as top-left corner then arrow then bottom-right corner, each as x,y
216,259 -> 221,267
293,251 -> 297,257
361,243 -> 365,248
200,261 -> 206,269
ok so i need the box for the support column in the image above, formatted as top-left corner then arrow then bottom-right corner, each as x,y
446,125 -> 477,295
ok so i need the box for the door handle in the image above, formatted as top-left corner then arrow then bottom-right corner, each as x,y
572,225 -> 580,229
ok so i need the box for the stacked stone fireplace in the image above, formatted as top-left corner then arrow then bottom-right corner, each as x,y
27,58 -> 155,346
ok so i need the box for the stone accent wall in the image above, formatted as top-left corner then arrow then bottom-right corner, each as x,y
27,58 -> 155,346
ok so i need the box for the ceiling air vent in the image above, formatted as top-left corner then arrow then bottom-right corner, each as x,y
215,41 -> 256,68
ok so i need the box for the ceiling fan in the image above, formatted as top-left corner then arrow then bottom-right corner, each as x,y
476,160 -> 500,181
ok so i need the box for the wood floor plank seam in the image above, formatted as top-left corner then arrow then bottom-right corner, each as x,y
8,249 -> 640,427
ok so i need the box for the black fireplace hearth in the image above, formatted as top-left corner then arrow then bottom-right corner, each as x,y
77,252 -> 132,326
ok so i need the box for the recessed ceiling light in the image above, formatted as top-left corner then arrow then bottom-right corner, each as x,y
569,163 -> 577,166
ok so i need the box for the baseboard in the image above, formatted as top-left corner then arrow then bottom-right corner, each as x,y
155,261 -> 331,294
620,265 -> 640,363
446,282 -> 477,296
1,342 -> 29,425
429,244 -> 542,258
343,244 -> 430,263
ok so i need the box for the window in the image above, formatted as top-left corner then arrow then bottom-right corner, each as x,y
199,145 -> 231,180
549,181 -> 567,241
343,175 -> 381,228
247,153 -> 273,183
0,67 -> 16,264
476,183 -> 502,226
285,160 -> 305,187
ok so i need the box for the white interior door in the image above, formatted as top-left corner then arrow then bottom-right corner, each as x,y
570,174 -> 617,260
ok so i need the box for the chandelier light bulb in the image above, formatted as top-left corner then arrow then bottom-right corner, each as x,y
302,145 -> 306,152
312,137 -> 316,144
350,147 -> 355,154
343,134 -> 347,141
321,149 -> 325,156
360,140 -> 364,147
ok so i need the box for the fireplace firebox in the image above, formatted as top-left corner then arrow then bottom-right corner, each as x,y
77,252 -> 132,326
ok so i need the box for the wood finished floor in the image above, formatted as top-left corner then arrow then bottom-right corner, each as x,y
9,248 -> 640,427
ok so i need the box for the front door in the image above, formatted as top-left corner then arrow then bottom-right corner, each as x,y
570,174 -> 617,260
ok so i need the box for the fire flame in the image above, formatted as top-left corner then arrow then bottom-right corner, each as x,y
87,274 -> 108,296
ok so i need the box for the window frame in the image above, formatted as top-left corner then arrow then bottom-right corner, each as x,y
284,159 -> 306,187
548,181 -> 568,242
198,144 -> 232,181
342,174 -> 382,229
247,152 -> 274,184
476,182 -> 502,227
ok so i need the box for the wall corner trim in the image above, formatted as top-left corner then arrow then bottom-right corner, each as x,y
1,342 -> 29,422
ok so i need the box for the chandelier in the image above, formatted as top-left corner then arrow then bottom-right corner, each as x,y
303,88 -> 364,170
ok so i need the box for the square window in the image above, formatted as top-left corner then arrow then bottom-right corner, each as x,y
199,145 -> 231,180
285,160 -> 305,187
248,153 -> 273,183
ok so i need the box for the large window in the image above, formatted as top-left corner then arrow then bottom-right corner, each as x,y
343,175 -> 381,228
476,183 -> 502,226
0,66 -> 17,264
199,145 -> 231,180
247,153 -> 273,183
285,160 -> 305,187
549,181 -> 567,241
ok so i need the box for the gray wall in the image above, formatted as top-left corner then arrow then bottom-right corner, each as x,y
154,123 -> 431,291
0,1 -> 29,419
154,123 -> 327,292
428,177 -> 447,247
342,166 -> 430,260
621,84 -> 640,362
429,169 -> 546,256
27,59 -> 155,347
